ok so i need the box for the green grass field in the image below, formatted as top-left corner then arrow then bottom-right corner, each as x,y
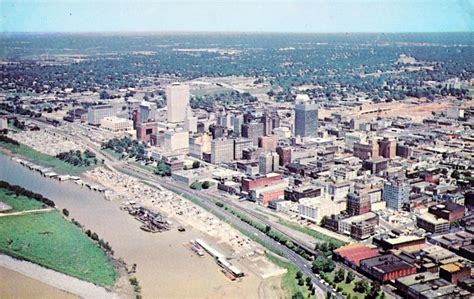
0,189 -> 44,212
0,211 -> 117,287
266,253 -> 314,298
0,141 -> 95,175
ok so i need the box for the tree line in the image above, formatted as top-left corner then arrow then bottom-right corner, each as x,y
0,180 -> 55,207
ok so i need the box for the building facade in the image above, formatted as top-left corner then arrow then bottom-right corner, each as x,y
294,94 -> 318,138
383,180 -> 410,210
166,83 -> 190,123
211,138 -> 234,164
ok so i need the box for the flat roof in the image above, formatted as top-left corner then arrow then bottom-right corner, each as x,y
383,235 -> 425,245
395,272 -> 439,286
361,254 -> 414,274
417,213 -> 449,225
440,262 -> 466,273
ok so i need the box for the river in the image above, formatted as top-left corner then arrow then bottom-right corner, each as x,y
0,154 -> 263,299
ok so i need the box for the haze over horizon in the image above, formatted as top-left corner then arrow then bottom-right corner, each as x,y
1,0 -> 473,33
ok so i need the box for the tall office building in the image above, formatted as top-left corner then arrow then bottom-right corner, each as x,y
232,114 -> 244,136
383,180 -> 410,210
379,137 -> 397,159
211,138 -> 234,164
184,105 -> 198,133
166,83 -> 190,123
127,99 -> 141,119
242,122 -> 264,145
218,113 -> 232,130
294,94 -> 318,138
263,112 -> 280,136
234,138 -> 253,160
347,193 -> 371,216
139,101 -> 157,124
258,152 -> 279,175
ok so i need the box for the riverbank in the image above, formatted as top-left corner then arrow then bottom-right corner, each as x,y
0,254 -> 116,298
0,154 -> 284,298
0,266 -> 78,299
0,141 -> 94,176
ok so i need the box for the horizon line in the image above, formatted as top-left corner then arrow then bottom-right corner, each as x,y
1,30 -> 473,35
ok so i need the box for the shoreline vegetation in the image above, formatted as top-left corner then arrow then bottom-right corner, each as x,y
0,135 -> 96,175
0,181 -> 118,288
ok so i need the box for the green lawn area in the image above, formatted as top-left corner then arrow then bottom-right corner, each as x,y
0,188 -> 44,212
266,253 -> 314,298
0,211 -> 117,287
277,219 -> 346,248
0,142 -> 95,175
324,270 -> 362,298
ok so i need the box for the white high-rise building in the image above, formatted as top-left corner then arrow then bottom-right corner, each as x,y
294,94 -> 318,138
166,83 -> 190,123
184,105 -> 198,133
232,114 -> 244,136
164,130 -> 189,152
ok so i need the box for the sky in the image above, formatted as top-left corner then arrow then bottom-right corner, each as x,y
1,0 -> 473,33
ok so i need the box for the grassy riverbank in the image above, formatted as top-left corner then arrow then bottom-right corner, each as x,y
0,210 -> 117,287
266,254 -> 314,298
0,189 -> 44,212
0,142 -> 95,175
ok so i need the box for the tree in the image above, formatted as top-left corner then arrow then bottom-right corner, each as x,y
298,277 -> 305,286
202,181 -> 210,189
265,225 -> 271,234
292,292 -> 304,299
334,268 -> 345,283
91,232 -> 99,241
305,277 -> 312,286
192,161 -> 200,169
365,281 -> 381,299
62,208 -> 69,217
296,271 -> 303,279
312,256 -> 325,273
346,271 -> 355,284
354,280 -> 369,293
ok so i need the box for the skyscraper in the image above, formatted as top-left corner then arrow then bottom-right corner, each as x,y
166,83 -> 190,123
294,94 -> 318,138
242,122 -> 264,145
258,152 -> 279,175
184,105 -> 197,133
383,180 -> 410,210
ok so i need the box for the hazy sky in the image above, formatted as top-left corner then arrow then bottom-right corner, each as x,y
1,0 -> 473,33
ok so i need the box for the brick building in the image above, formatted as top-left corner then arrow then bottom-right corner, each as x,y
241,173 -> 282,193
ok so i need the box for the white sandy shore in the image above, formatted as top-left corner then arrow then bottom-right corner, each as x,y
0,254 -> 118,299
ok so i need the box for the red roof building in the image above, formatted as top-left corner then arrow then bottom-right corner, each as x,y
333,243 -> 381,269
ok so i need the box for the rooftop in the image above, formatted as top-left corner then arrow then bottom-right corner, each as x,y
361,254 -> 414,274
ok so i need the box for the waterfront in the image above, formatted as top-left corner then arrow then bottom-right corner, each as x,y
0,154 -> 267,298
0,266 -> 78,299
